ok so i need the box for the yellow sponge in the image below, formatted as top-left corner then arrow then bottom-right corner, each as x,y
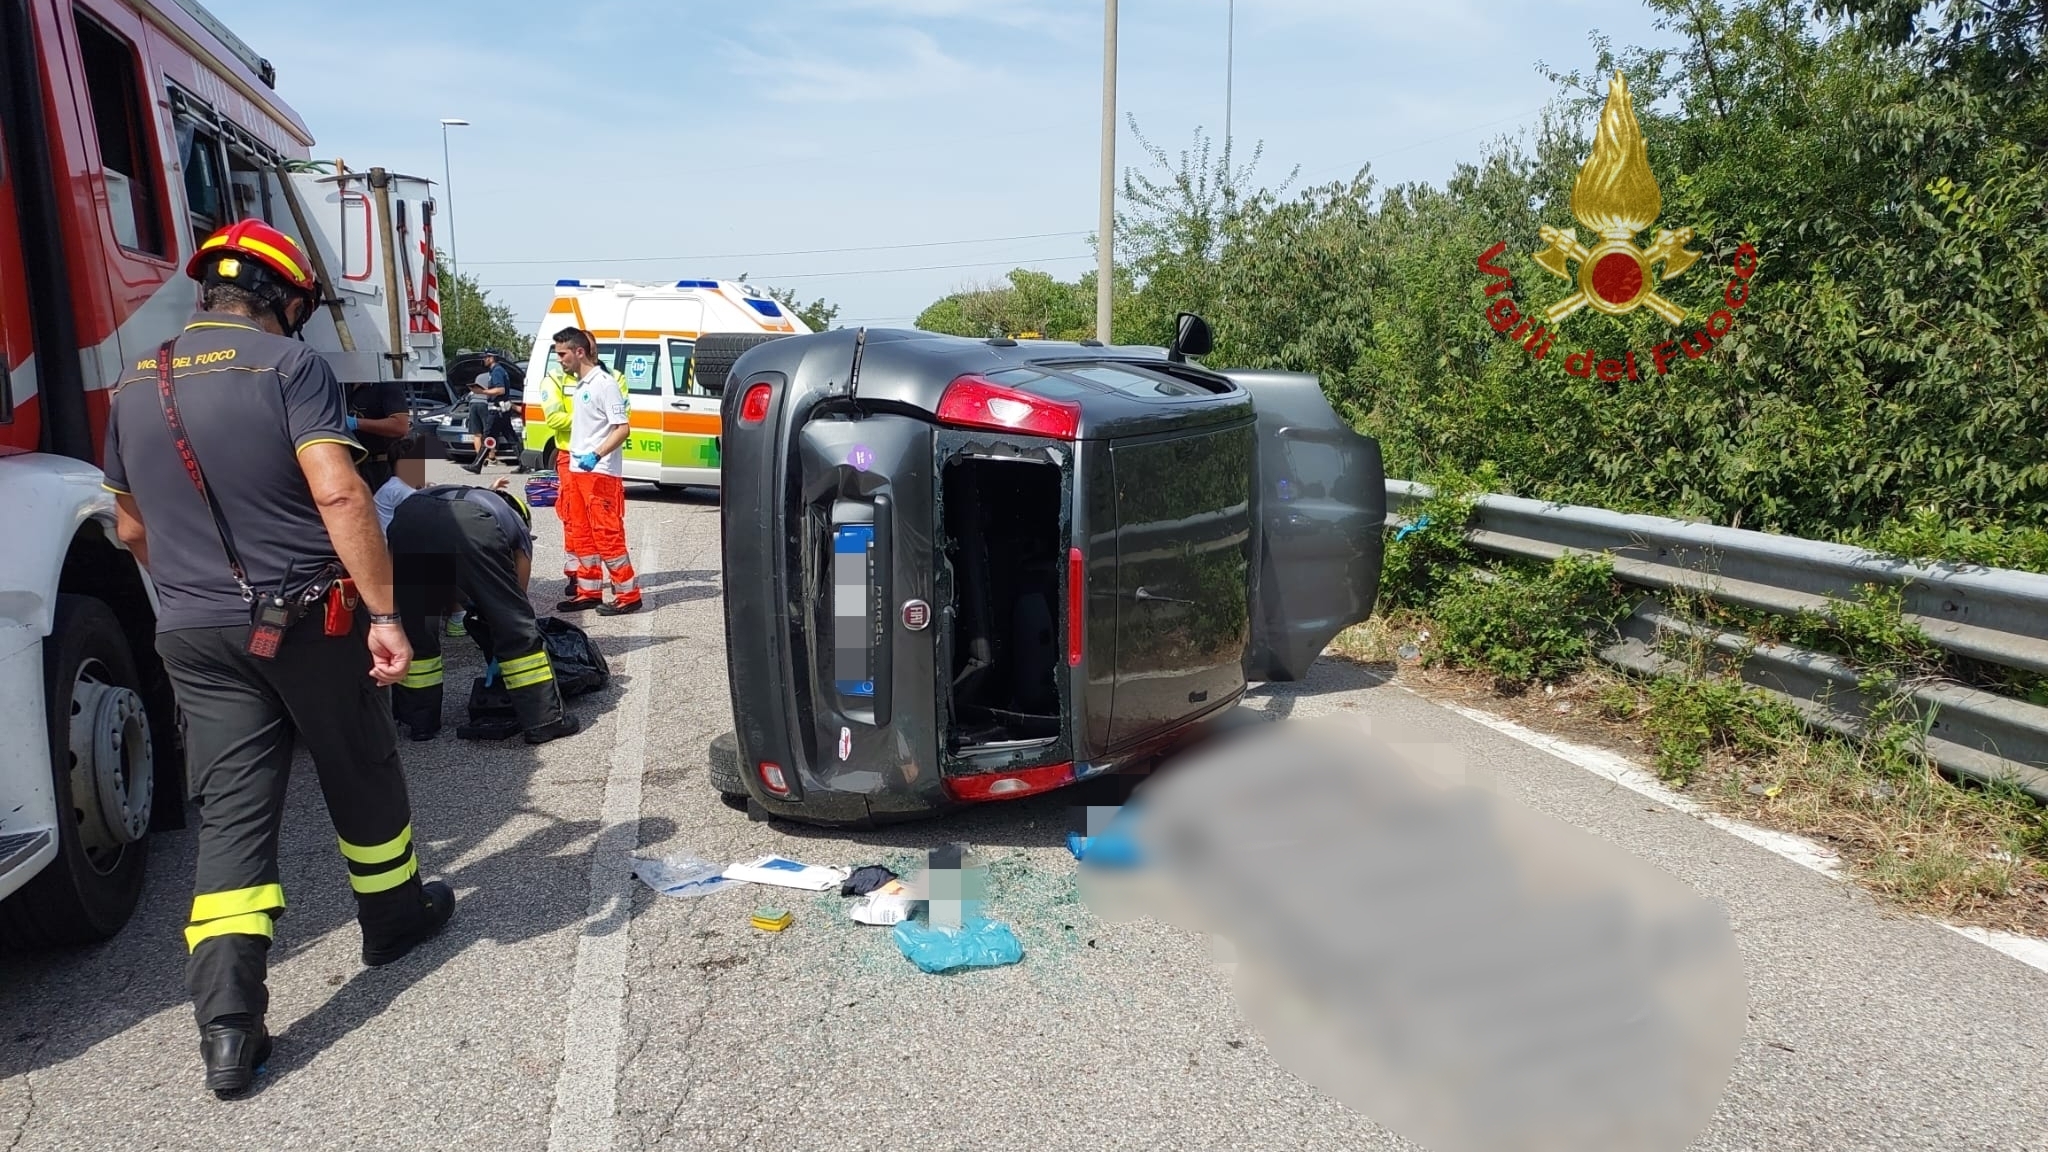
751,907 -> 793,932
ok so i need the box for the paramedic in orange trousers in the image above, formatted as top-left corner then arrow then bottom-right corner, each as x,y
550,327 -> 642,615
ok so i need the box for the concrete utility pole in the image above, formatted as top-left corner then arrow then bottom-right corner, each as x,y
1097,0 -> 1117,344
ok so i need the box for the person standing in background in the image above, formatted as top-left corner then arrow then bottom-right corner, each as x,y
461,351 -> 510,475
348,378 -> 412,492
535,352 -> 583,599
550,327 -> 640,616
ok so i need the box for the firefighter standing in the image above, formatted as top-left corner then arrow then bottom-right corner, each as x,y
387,478 -> 583,744
551,327 -> 641,615
101,220 -> 455,1099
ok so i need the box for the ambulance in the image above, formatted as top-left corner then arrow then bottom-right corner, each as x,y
520,279 -> 814,488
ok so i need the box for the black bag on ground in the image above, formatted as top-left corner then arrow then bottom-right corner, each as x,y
538,616 -> 610,697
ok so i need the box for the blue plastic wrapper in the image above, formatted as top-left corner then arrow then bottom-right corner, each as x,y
629,854 -> 737,899
891,916 -> 1024,973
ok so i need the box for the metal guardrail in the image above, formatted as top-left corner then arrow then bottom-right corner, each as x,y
1385,480 -> 2048,802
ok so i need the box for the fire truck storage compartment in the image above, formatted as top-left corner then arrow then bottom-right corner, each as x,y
942,451 -> 1063,751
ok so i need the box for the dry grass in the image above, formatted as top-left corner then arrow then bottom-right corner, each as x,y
1328,617 -> 2048,938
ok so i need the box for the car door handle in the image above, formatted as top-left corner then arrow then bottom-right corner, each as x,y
1134,586 -> 1192,604
668,401 -> 691,409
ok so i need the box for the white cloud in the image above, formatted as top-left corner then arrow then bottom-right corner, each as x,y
825,0 -> 1071,31
723,26 -> 981,104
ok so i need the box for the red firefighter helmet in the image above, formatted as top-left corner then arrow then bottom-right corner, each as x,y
186,219 -> 317,294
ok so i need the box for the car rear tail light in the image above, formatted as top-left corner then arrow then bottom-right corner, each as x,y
937,374 -> 1080,440
757,761 -> 790,795
943,762 -> 1076,802
739,382 -> 773,425
1068,548 -> 1084,666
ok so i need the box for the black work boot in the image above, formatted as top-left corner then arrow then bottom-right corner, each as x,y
392,684 -> 444,743
199,1014 -> 272,1099
524,713 -> 583,745
359,880 -> 456,967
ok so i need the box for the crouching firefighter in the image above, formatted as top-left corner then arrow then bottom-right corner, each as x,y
100,219 -> 455,1099
388,479 -> 584,744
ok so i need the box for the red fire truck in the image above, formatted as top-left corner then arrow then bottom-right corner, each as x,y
0,0 -> 445,946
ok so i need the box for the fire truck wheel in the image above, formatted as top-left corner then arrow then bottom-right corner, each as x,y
0,595 -> 151,949
708,731 -> 750,810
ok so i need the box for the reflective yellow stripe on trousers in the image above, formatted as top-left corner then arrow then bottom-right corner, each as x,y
402,655 -> 444,690
500,649 -> 555,690
184,883 -> 286,951
185,912 -> 277,951
338,825 -> 412,865
190,882 -> 285,923
340,825 -> 420,895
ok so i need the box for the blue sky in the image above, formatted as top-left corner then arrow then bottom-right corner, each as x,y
207,0 -> 1683,333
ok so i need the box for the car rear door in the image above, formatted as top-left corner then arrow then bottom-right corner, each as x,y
1229,370 -> 1387,682
1106,421 -> 1257,748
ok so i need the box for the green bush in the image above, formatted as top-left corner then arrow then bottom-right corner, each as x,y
1430,552 -> 1625,687
1378,464 -> 1495,610
1640,675 -> 1803,785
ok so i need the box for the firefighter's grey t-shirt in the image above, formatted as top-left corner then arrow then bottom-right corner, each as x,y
102,313 -> 364,633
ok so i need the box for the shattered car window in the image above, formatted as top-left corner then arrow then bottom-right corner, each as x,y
1059,363 -> 1209,399
983,367 -> 1098,401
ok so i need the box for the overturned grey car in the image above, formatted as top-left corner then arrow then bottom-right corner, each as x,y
704,316 -> 1386,826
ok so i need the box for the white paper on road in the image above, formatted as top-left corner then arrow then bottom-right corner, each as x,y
724,854 -> 852,891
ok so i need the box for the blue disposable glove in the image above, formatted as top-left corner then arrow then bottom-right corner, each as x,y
574,452 -> 600,472
346,415 -> 359,432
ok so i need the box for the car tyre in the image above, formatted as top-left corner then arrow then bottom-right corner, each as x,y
694,333 -> 789,398
0,595 -> 152,949
708,731 -> 750,808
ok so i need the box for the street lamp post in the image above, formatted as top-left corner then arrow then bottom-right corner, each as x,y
1097,0 -> 1117,344
439,117 -> 468,338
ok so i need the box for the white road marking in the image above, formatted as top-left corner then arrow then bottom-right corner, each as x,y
1415,690 -> 2048,978
547,536 -> 659,1152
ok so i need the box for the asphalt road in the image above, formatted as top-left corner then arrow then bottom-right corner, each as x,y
2,459 -> 2045,1151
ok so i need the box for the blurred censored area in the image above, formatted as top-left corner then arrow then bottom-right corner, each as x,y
1084,716 -> 1748,1152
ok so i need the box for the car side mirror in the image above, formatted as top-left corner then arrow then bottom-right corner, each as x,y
1168,311 -> 1213,362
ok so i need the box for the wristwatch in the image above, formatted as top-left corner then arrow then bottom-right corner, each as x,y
368,611 -> 402,625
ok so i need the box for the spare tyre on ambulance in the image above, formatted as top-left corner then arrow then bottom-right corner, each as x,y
519,279 -> 813,488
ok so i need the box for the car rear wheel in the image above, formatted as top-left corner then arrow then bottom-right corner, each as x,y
708,731 -> 750,810
0,595 -> 153,948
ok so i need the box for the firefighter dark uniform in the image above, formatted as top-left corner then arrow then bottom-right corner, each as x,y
98,220 -> 453,1099
388,483 -> 583,744
349,378 -> 410,490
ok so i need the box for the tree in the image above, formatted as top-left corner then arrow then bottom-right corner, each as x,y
903,0 -> 2048,547
765,285 -> 842,332
914,269 -> 1095,338
436,260 -> 527,357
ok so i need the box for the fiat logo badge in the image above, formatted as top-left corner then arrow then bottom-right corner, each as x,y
901,600 -> 930,631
